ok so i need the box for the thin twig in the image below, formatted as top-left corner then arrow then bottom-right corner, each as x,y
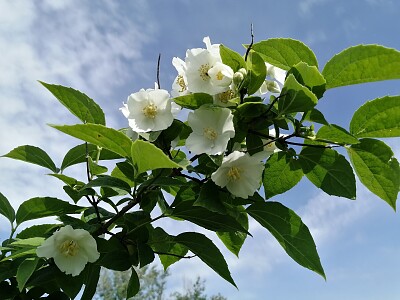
154,251 -> 197,259
157,53 -> 161,89
244,23 -> 254,62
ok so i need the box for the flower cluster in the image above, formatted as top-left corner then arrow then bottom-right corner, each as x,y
120,37 -> 287,200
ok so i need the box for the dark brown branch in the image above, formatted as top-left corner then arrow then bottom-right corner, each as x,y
157,53 -> 161,89
154,251 -> 197,259
244,23 -> 254,62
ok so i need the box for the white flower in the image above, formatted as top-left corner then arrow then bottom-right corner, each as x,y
213,88 -> 237,107
171,57 -> 189,97
186,106 -> 235,155
256,63 -> 287,97
208,62 -> 234,90
251,128 -> 284,161
36,225 -> 100,277
184,37 -> 229,95
121,86 -> 174,133
211,151 -> 264,199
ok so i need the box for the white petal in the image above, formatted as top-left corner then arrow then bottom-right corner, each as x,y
53,251 -> 88,276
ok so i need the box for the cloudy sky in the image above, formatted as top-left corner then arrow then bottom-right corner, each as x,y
0,1 -> 399,299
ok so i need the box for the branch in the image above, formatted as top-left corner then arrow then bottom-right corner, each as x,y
154,251 -> 197,259
157,53 -> 161,89
244,23 -> 254,62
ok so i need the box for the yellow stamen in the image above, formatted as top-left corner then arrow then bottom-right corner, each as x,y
60,240 -> 79,257
143,103 -> 158,119
199,64 -> 211,81
216,71 -> 224,81
203,127 -> 218,140
227,166 -> 241,181
177,75 -> 186,92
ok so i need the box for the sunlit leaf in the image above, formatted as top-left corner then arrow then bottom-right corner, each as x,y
51,124 -> 132,158
131,140 -> 182,175
40,81 -> 105,125
251,38 -> 318,70
2,145 -> 58,173
173,93 -> 213,110
350,95 -> 400,138
348,138 -> 399,210
316,124 -> 359,145
220,44 -> 246,71
279,74 -> 318,115
322,45 -> 400,89
263,151 -> 303,198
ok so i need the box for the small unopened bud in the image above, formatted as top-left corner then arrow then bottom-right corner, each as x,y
265,80 -> 281,93
238,68 -> 247,76
233,71 -> 245,86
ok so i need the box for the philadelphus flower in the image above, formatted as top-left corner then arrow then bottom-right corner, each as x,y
257,63 -> 287,96
263,128 -> 282,157
211,151 -> 264,199
186,106 -> 235,155
184,37 -> 233,95
120,84 -> 174,132
171,57 -> 189,97
36,225 -> 100,276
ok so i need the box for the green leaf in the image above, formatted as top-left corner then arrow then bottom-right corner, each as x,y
149,227 -> 188,270
347,138 -> 399,210
303,108 -> 329,125
131,140 -> 182,175
246,51 -> 267,94
247,202 -> 325,278
171,201 -> 248,233
81,264 -> 101,300
220,44 -> 246,71
17,224 -> 60,239
2,145 -> 58,173
350,96 -> 400,138
322,45 -> 400,89
111,161 -> 136,187
97,237 -> 132,271
0,192 -> 15,223
40,81 -> 105,125
48,173 -> 84,187
279,74 -> 318,115
174,232 -> 237,288
217,206 -> 248,257
51,124 -> 132,158
173,93 -> 213,110
127,268 -> 140,298
16,197 -> 84,225
83,175 -> 131,193
61,143 -> 121,171
289,61 -> 326,98
263,152 -> 304,198
17,257 -> 39,291
194,181 -> 228,214
299,147 -> 356,199
316,124 -> 359,145
251,38 -> 318,70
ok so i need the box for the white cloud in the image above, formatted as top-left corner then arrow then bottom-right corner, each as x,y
299,0 -> 330,15
0,1 -> 156,232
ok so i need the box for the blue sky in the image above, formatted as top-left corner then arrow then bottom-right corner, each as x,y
0,0 -> 399,299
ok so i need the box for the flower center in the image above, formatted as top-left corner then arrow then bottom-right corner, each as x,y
227,166 -> 241,181
216,71 -> 224,81
217,90 -> 234,104
198,64 -> 211,81
203,127 -> 218,140
143,103 -> 158,119
60,240 -> 79,257
177,75 -> 186,92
